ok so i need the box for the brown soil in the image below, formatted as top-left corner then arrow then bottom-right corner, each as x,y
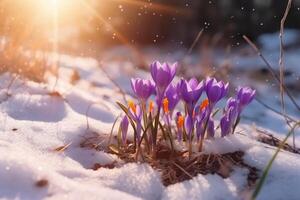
35,179 -> 49,188
80,133 -> 259,187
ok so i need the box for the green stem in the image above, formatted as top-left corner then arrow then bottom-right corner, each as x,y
198,107 -> 212,152
232,115 -> 240,134
141,101 -> 150,153
153,106 -> 161,157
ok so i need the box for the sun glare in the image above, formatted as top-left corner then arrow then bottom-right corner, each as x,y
34,0 -> 77,19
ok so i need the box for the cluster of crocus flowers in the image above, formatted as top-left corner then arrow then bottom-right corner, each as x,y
117,61 -> 255,158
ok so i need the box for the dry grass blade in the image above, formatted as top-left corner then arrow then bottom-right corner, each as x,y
107,115 -> 121,147
256,128 -> 300,154
48,91 -> 64,98
53,142 -> 72,152
171,161 -> 193,179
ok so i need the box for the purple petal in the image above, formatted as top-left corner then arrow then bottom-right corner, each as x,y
150,61 -> 160,83
220,115 -> 231,137
207,84 -> 222,103
170,62 -> 178,79
207,117 -> 215,138
188,78 -> 198,90
185,115 -> 193,138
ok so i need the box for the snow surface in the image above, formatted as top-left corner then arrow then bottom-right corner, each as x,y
1,32 -> 300,199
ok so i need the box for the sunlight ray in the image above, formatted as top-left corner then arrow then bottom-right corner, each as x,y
78,0 -> 147,65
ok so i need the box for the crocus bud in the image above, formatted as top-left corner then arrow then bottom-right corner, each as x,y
225,97 -> 239,123
131,78 -> 155,101
179,78 -> 204,116
205,77 -> 229,104
150,61 -> 177,103
220,114 -> 231,137
236,87 -> 256,110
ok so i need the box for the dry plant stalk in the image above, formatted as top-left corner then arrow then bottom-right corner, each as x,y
279,0 -> 292,116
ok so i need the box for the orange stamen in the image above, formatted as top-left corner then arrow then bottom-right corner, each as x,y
162,98 -> 169,114
128,100 -> 136,114
149,100 -> 154,113
177,116 -> 184,128
200,98 -> 209,111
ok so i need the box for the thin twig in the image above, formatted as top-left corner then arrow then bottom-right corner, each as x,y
187,29 -> 204,55
279,0 -> 292,115
242,35 -> 300,111
279,0 -> 294,148
254,98 -> 297,123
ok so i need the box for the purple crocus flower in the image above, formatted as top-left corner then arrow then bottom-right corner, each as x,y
225,97 -> 239,122
179,78 -> 204,115
131,78 -> 155,101
165,83 -> 180,114
185,114 -> 194,141
150,61 -> 177,98
220,114 -> 232,137
120,116 -> 129,145
237,87 -> 256,110
205,77 -> 229,104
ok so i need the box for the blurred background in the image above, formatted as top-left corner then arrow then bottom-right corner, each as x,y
1,0 -> 300,55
